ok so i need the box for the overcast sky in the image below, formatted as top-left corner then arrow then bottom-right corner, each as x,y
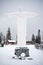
0,0 -> 43,40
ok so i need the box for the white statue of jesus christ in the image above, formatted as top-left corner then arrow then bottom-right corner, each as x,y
14,9 -> 38,47
15,11 -> 28,47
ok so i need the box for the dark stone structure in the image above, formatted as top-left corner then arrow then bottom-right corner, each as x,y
15,47 -> 29,57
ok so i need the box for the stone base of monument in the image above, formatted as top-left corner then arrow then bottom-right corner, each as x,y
14,47 -> 29,60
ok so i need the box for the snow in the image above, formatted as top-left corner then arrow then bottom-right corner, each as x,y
0,44 -> 43,65
8,40 -> 16,42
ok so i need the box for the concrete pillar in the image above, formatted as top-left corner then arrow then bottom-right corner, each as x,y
17,14 -> 26,47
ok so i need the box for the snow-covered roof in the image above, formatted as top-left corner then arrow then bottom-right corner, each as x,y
8,40 -> 16,43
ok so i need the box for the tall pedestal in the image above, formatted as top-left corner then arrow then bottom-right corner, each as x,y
17,15 -> 26,47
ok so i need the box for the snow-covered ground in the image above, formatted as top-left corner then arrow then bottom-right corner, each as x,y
0,44 -> 43,65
